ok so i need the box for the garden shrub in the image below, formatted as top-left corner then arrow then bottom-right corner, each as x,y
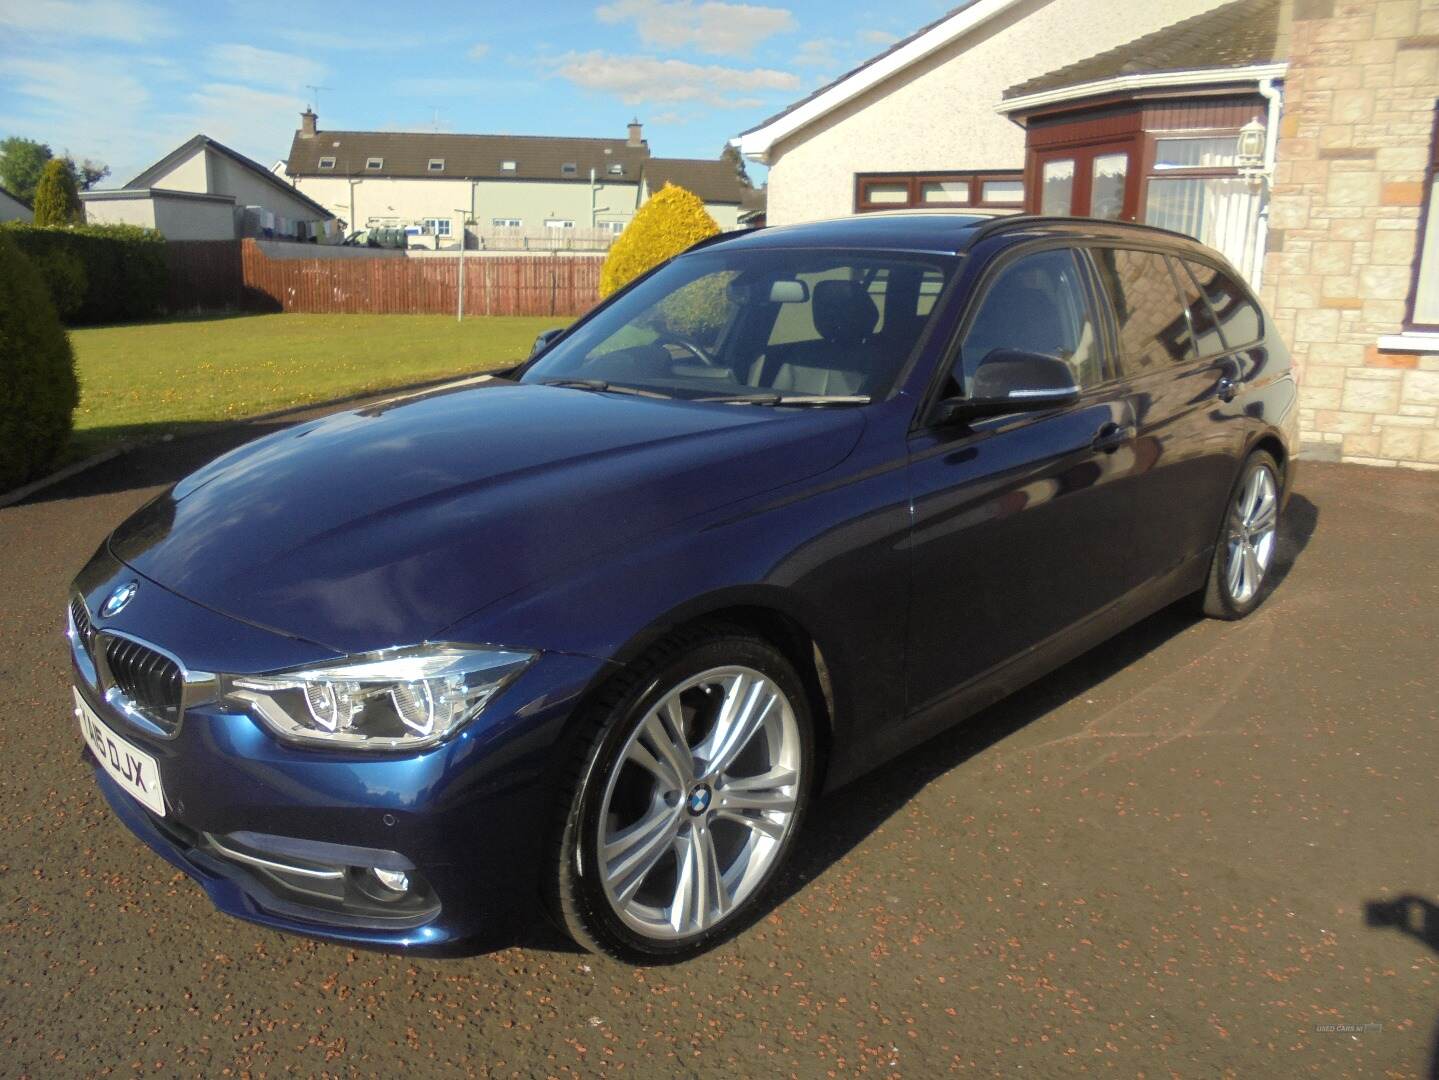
599,184 -> 719,299
0,232 -> 78,491
31,158 -> 81,226
0,222 -> 167,324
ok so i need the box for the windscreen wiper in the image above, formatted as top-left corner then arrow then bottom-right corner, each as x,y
536,378 -> 671,399
694,392 -> 872,407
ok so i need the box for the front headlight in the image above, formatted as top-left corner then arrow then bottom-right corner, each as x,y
224,644 -> 536,750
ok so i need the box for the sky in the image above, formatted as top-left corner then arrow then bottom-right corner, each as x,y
0,0 -> 956,188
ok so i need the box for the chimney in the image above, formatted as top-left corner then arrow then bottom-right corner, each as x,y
627,118 -> 644,148
300,108 -> 318,137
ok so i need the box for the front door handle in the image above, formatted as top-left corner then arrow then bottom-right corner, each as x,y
1091,421 -> 1134,453
1217,376 -> 1238,402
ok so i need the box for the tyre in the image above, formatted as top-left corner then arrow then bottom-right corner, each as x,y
1201,450 -> 1282,620
548,625 -> 814,963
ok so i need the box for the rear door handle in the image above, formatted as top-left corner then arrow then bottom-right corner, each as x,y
1091,421 -> 1134,453
1217,376 -> 1238,402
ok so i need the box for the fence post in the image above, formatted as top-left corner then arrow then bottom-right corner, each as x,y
457,252 -> 465,322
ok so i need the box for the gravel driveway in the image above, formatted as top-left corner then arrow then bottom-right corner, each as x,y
2,414 -> 1436,1077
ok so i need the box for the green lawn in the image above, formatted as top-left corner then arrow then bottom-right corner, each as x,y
68,313 -> 569,460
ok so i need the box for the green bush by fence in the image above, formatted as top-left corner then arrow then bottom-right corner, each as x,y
0,232 -> 78,491
0,222 -> 167,325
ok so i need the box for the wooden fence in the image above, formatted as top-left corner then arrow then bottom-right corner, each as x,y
238,239 -> 603,317
165,240 -> 242,313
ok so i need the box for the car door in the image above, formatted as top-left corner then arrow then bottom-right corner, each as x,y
902,244 -> 1141,738
1086,246 -> 1250,584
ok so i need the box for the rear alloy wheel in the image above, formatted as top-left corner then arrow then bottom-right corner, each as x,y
1202,450 -> 1282,619
550,629 -> 813,962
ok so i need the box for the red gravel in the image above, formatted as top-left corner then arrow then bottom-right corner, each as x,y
1,429 -> 1435,1077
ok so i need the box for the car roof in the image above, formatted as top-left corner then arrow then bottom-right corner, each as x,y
701,211 -> 1212,259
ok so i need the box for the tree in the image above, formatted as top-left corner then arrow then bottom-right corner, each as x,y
0,137 -> 109,202
0,137 -> 52,204
0,232 -> 78,491
70,158 -> 110,191
599,183 -> 719,298
720,142 -> 752,189
32,159 -> 82,226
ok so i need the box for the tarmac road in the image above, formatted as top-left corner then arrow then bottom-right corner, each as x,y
1,414 -> 1436,1077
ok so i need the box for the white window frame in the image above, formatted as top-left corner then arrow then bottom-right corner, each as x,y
608,163 -> 624,176
318,156 -> 336,170
544,218 -> 575,230
365,157 -> 383,171
500,160 -> 517,172
428,158 -> 445,172
491,217 -> 522,228
424,217 -> 452,237
561,162 -> 578,176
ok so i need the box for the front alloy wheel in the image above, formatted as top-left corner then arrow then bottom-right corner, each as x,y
550,628 -> 813,961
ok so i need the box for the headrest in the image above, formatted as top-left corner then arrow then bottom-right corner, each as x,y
812,279 -> 879,345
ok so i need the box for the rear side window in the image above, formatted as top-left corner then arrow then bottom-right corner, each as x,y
1183,259 -> 1262,348
961,247 -> 1103,388
1168,256 -> 1225,359
1089,247 -> 1193,377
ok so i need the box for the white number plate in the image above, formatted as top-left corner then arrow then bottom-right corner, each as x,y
75,688 -> 166,817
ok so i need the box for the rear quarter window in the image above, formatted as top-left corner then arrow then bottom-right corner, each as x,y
1089,247 -> 1193,378
1167,256 -> 1226,359
1183,259 -> 1263,349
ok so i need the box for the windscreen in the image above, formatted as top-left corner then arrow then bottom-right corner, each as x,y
521,249 -> 956,401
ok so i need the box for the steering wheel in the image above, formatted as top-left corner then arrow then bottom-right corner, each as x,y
653,329 -> 719,367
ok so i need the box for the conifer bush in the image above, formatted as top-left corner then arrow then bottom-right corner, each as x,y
599,184 -> 719,298
0,233 -> 79,491
31,158 -> 81,227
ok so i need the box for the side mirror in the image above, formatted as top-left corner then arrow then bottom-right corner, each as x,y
530,327 -> 566,357
935,349 -> 1081,423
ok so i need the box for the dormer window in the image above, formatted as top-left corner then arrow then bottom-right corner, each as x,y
608,163 -> 623,176
501,160 -> 517,172
561,162 -> 578,176
428,158 -> 445,172
365,157 -> 383,171
318,156 -> 336,170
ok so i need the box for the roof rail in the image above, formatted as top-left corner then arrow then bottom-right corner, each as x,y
961,214 -> 1196,250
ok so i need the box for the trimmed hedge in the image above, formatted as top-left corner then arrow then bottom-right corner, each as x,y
599,183 -> 719,299
0,222 -> 167,325
0,232 -> 78,491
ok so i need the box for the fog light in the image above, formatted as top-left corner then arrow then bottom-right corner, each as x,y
372,867 -> 410,892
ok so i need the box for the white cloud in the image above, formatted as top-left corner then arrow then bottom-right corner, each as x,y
0,0 -> 172,42
184,82 -> 308,152
2,56 -> 154,171
207,44 -> 326,94
595,0 -> 795,57
857,28 -> 899,46
553,51 -> 799,108
271,26 -> 427,51
794,37 -> 838,67
468,42 -> 490,60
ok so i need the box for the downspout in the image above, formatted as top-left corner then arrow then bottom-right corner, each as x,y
1252,75 -> 1283,291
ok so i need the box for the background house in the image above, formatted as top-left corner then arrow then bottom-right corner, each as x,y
734,0 -> 1232,226
734,0 -> 1439,468
81,134 -> 336,242
0,185 -> 32,223
283,114 -> 755,246
996,0 -> 1285,284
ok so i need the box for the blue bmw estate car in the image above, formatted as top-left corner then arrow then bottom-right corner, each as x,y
70,213 -> 1297,962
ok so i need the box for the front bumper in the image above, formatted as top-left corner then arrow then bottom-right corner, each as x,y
71,555 -> 611,953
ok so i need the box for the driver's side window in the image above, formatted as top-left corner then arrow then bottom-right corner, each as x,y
958,248 -> 1101,391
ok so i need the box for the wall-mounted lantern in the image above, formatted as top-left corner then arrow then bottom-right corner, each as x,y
1237,117 -> 1268,185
